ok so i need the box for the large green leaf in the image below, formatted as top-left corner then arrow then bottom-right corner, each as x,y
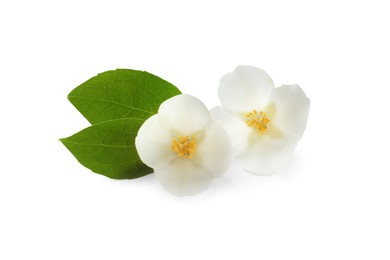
68,69 -> 181,124
60,118 -> 152,179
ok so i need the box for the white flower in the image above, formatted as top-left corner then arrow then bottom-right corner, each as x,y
135,94 -> 233,196
211,66 -> 310,175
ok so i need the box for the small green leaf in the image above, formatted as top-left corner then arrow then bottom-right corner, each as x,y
60,118 -> 152,179
68,69 -> 181,124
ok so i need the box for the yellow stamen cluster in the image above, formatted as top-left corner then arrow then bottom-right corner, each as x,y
245,110 -> 271,134
171,136 -> 197,159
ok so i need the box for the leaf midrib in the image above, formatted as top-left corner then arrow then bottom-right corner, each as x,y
68,95 -> 155,115
62,139 -> 135,148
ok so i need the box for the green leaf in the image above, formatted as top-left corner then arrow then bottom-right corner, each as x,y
60,118 -> 152,179
68,69 -> 181,125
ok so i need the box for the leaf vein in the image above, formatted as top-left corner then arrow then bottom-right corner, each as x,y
69,95 -> 154,115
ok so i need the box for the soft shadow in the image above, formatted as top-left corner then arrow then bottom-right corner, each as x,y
276,151 -> 304,183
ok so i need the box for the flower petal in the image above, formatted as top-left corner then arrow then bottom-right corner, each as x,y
135,115 -> 175,170
196,121 -> 233,178
270,85 -> 310,140
158,94 -> 210,135
210,106 -> 253,156
155,159 -> 214,196
238,135 -> 297,175
218,66 -> 275,114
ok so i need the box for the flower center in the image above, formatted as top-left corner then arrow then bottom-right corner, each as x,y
245,110 -> 271,134
171,135 -> 197,159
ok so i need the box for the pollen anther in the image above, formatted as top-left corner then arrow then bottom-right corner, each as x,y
245,110 -> 271,134
171,136 -> 197,159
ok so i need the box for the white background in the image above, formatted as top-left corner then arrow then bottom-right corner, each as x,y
1,0 -> 389,259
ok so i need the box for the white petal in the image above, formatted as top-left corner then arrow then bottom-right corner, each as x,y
196,121 -> 233,178
270,85 -> 310,140
135,115 -> 175,170
218,66 -> 275,114
158,94 -> 210,135
210,107 -> 253,156
238,135 -> 297,175
155,159 -> 214,196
